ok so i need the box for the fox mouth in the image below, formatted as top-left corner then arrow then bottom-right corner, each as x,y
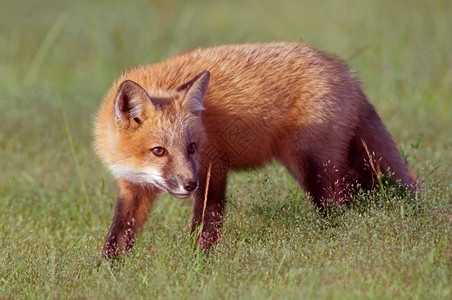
151,179 -> 196,199
153,182 -> 194,199
170,192 -> 193,199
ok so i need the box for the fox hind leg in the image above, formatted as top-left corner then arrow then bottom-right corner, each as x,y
279,148 -> 353,209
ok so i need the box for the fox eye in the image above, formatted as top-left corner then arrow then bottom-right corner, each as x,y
151,147 -> 166,157
188,142 -> 196,154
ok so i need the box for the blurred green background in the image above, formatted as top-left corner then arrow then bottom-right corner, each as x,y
0,0 -> 451,298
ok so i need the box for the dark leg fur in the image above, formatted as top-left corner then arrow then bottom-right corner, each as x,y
280,149 -> 352,209
297,154 -> 331,208
103,180 -> 158,258
280,102 -> 417,209
191,164 -> 228,251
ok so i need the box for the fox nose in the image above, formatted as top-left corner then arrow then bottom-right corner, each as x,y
184,181 -> 198,192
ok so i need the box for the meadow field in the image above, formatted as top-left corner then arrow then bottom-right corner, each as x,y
0,0 -> 451,298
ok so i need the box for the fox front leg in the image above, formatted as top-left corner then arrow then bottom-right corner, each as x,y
103,180 -> 159,258
191,164 -> 228,251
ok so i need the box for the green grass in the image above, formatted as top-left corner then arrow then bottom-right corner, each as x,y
1,0 -> 451,299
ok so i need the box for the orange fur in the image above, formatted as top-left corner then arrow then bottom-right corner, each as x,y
94,42 -> 417,257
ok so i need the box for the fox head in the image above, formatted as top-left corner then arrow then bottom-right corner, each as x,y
95,71 -> 210,199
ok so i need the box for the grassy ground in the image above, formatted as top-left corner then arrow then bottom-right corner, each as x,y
1,0 -> 451,299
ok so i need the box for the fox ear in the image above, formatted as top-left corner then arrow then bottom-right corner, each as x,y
177,70 -> 210,114
114,80 -> 152,130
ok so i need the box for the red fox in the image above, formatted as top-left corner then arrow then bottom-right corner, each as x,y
94,42 -> 417,257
